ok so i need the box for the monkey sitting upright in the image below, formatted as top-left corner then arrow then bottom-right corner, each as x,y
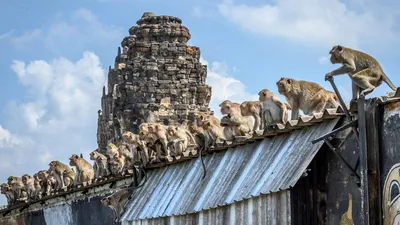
276,77 -> 339,120
326,45 -> 397,101
258,89 -> 289,128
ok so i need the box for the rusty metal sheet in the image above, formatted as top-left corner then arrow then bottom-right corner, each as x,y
121,118 -> 339,222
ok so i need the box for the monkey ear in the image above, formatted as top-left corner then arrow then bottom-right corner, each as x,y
287,79 -> 292,84
337,45 -> 343,52
74,155 -> 79,159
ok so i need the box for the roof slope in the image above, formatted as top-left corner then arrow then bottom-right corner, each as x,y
122,117 -> 340,221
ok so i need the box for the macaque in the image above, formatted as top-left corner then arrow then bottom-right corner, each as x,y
101,187 -> 132,222
1,183 -> 14,205
118,142 -> 132,159
46,175 -> 57,194
240,101 -> 263,131
166,126 -> 196,158
7,176 -> 25,203
202,120 -> 226,147
326,45 -> 397,101
22,174 -> 37,201
111,154 -> 126,175
33,175 -> 42,199
219,100 -> 255,137
258,89 -> 289,127
139,123 -> 169,163
122,131 -> 149,167
276,77 -> 339,120
107,143 -> 120,159
37,170 -> 50,196
49,160 -> 74,189
90,150 -> 111,179
196,112 -> 220,127
69,154 -> 95,185
63,169 -> 76,187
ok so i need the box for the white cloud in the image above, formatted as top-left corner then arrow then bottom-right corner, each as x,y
9,8 -> 122,51
218,0 -> 399,48
201,57 -> 258,118
0,30 -> 14,41
0,52 -> 106,205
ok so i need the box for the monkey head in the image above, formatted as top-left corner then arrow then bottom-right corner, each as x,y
196,113 -> 209,126
90,151 -> 99,161
21,174 -> 32,184
167,126 -> 178,136
138,123 -> 150,136
101,196 -> 111,206
258,89 -> 273,102
219,100 -> 241,116
329,45 -> 344,64
1,183 -> 11,193
69,154 -> 81,167
7,176 -> 20,185
276,77 -> 295,95
107,143 -> 119,152
122,131 -> 135,143
37,170 -> 48,180
49,160 -> 60,168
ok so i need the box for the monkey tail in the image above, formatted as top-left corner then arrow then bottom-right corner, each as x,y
199,146 -> 207,180
382,73 -> 397,91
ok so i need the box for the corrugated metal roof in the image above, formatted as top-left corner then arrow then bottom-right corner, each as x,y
121,117 -> 340,221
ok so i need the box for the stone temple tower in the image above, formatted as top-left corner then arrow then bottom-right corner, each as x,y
97,12 -> 212,152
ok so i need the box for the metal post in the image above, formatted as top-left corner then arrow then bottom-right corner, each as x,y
358,96 -> 370,225
327,77 -> 359,142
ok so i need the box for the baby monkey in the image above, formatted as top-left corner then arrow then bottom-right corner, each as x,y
326,45 -> 397,101
258,89 -> 289,128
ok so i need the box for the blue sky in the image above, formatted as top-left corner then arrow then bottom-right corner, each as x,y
1,0 -> 400,205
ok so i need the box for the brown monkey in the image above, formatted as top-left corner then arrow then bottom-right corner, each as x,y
90,150 -> 111,179
101,187 -> 132,222
219,100 -> 255,137
62,169 -> 75,187
117,142 -> 131,159
33,175 -> 42,199
326,45 -> 397,100
111,154 -> 126,175
139,123 -> 169,163
37,170 -> 50,196
122,131 -> 150,167
48,160 -> 73,189
258,89 -> 289,127
276,77 -> 339,120
240,101 -> 263,131
69,154 -> 95,185
106,143 -> 120,159
166,125 -> 196,158
196,112 -> 220,127
21,174 -> 36,201
7,176 -> 26,203
1,183 -> 14,205
46,175 -> 57,194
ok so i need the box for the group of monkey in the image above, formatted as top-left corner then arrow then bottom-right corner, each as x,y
0,45 -> 397,214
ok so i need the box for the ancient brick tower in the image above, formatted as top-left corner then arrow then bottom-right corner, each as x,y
96,12 -> 212,152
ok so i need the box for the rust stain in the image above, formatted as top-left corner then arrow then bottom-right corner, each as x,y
385,101 -> 400,111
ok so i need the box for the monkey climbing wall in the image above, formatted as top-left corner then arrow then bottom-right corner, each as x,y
96,12 -> 212,153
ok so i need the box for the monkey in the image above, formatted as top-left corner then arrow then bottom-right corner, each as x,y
1,183 -> 14,205
7,176 -> 26,203
219,100 -> 255,137
69,154 -> 95,185
48,160 -> 73,189
37,170 -> 50,197
90,150 -> 111,180
276,77 -> 339,120
240,101 -> 263,131
111,154 -> 126,175
122,131 -> 150,167
46,175 -> 57,195
122,154 -> 134,175
326,45 -> 397,101
33,174 -> 42,199
166,125 -> 197,158
100,187 -> 133,222
21,174 -> 37,201
196,112 -> 220,127
106,143 -> 120,159
258,89 -> 289,128
117,142 -> 132,159
139,123 -> 169,163
62,169 -> 75,188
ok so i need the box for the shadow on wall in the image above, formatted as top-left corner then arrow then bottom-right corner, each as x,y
383,163 -> 400,225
